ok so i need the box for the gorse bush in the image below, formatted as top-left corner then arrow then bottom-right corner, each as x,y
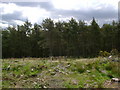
110,49 -> 119,56
99,51 -> 110,57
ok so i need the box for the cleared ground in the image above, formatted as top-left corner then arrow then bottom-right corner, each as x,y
2,57 -> 120,88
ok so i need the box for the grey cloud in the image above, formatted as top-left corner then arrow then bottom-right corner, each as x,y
118,1 -> 120,20
2,11 -> 26,26
38,2 -> 54,11
14,2 -> 40,7
2,11 -> 24,21
1,2 -> 118,28
14,2 -> 54,11
50,5 -> 117,26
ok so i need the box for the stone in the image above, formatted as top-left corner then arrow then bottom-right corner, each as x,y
86,70 -> 90,73
43,86 -> 47,88
33,82 -> 37,85
101,70 -> 107,74
72,80 -> 78,85
108,55 -> 112,59
31,68 -> 34,71
92,75 -> 95,77
112,78 -> 120,82
65,65 -> 70,68
51,72 -> 56,75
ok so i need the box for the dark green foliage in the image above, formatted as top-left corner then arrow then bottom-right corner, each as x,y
2,18 -> 120,58
99,51 -> 110,57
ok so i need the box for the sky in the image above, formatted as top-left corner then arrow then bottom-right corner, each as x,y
0,0 -> 120,28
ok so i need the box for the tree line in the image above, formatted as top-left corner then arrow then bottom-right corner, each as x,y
2,18 -> 120,58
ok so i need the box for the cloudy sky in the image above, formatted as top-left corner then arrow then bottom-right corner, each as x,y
0,0 -> 119,28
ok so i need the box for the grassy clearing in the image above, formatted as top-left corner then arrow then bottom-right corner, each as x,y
2,57 -> 120,88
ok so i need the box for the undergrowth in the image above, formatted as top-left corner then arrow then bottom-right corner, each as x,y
2,57 -> 119,88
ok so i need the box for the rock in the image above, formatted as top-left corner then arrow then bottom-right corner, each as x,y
51,72 -> 56,75
84,83 -> 89,88
43,86 -> 47,88
94,82 -> 97,85
54,69 -> 59,72
41,79 -> 45,82
37,78 -> 40,80
111,60 -> 120,62
101,70 -> 107,74
61,71 -> 65,74
6,65 -> 11,70
92,75 -> 95,77
33,82 -> 37,85
31,68 -> 34,71
48,69 -> 52,73
86,70 -> 90,73
72,80 -> 78,85
111,78 -> 120,82
108,55 -> 112,59
65,65 -> 70,68
20,74 -> 24,77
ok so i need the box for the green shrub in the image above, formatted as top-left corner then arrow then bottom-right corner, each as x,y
97,82 -> 104,88
104,61 -> 120,78
105,64 -> 112,71
110,62 -> 120,78
110,49 -> 119,56
76,63 -> 86,73
86,63 -> 93,69
99,51 -> 110,57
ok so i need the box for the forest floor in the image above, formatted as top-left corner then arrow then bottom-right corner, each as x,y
2,57 -> 120,88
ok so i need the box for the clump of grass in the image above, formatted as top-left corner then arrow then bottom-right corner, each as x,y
76,64 -> 86,73
86,63 -> 93,69
106,62 -> 120,78
2,80 -> 11,88
34,84 -> 42,88
97,82 -> 104,88
64,79 -> 80,88
105,64 -> 112,71
70,62 -> 86,73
